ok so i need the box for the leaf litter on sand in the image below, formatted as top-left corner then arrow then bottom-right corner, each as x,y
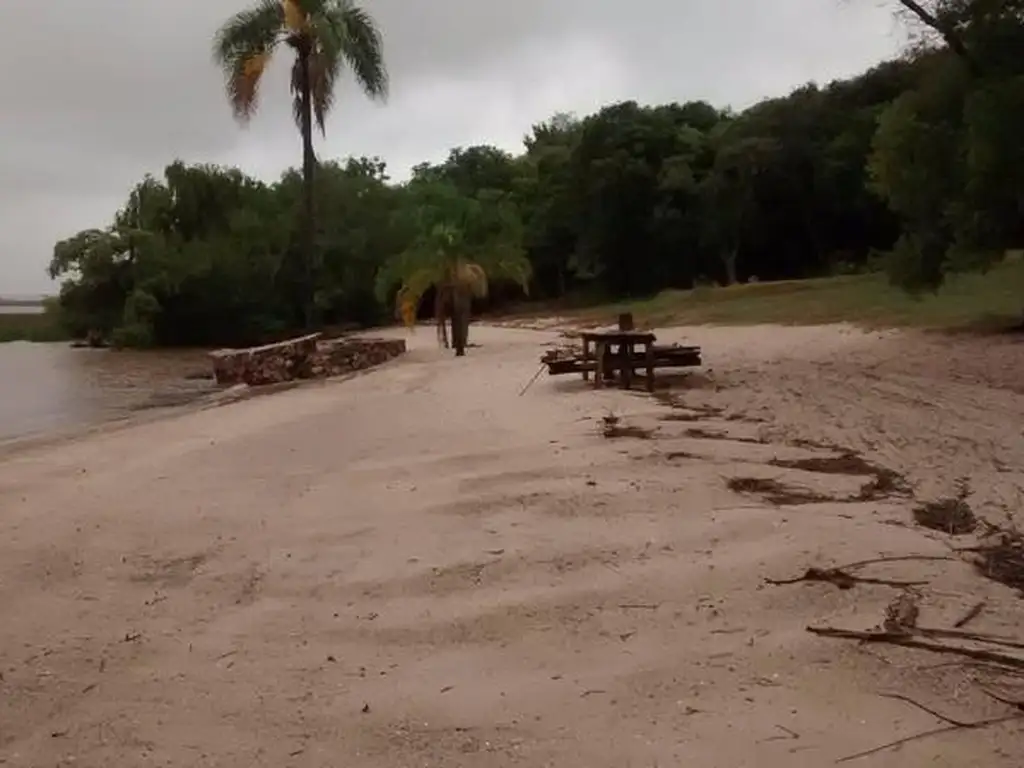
913,479 -> 978,536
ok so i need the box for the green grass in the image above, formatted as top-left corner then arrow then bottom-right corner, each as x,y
0,312 -> 70,343
563,258 -> 1024,331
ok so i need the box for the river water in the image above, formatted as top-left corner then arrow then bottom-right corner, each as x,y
0,342 -> 217,444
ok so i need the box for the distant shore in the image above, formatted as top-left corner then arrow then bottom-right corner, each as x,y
0,307 -> 67,342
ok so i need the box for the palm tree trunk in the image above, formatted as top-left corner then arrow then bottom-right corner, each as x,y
297,44 -> 317,330
451,289 -> 471,357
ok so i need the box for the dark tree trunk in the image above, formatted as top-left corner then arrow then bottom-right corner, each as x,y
722,247 -> 738,286
451,290 -> 471,357
297,44 -> 317,330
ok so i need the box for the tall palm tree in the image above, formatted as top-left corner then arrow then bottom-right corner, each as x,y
213,0 -> 388,328
377,182 -> 532,356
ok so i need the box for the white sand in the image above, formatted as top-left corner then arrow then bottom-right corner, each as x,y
1,323 -> 1022,766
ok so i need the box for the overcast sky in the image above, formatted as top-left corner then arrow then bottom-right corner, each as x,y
0,0 -> 905,295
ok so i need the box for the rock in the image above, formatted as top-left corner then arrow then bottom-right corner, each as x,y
208,333 -> 405,386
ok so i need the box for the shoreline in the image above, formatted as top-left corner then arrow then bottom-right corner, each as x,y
0,348 -> 414,461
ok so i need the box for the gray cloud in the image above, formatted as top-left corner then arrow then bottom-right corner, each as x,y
0,0 -> 904,294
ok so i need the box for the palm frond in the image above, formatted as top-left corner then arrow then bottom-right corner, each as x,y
324,0 -> 389,101
284,2 -> 387,136
212,0 -> 285,122
289,31 -> 334,135
289,55 -> 308,132
281,0 -> 308,32
457,262 -> 489,299
393,265 -> 444,321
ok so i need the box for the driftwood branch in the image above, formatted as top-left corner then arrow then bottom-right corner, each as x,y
766,556 -> 951,590
917,626 -> 1024,651
953,600 -> 986,628
879,691 -> 979,727
835,687 -> 1024,762
807,626 -> 1024,668
979,687 -> 1024,711
840,554 -> 954,570
835,714 -> 1022,763
766,567 -> 926,590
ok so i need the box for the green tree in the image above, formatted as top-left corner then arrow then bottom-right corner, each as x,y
868,2 -> 1024,290
212,0 -> 388,327
376,181 -> 531,356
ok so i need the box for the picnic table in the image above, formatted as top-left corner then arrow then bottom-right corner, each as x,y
579,329 -> 658,392
540,313 -> 702,391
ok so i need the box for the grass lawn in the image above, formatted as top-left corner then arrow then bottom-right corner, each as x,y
556,257 -> 1024,331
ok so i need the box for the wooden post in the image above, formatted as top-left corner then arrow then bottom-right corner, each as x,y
618,313 -> 636,382
604,343 -> 616,384
581,336 -> 590,381
645,340 -> 655,392
622,341 -> 633,389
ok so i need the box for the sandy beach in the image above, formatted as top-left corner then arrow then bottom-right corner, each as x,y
1,323 -> 1022,766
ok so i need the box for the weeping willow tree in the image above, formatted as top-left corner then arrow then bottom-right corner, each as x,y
212,0 -> 388,328
377,181 -> 532,356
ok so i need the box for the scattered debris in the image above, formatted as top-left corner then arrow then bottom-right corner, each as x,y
766,555 -> 953,591
769,452 -> 909,501
835,693 -> 1024,763
517,364 -> 547,396
759,724 -> 800,743
685,427 -> 764,444
881,589 -> 921,635
766,567 -> 926,591
665,450 -> 699,460
658,411 -> 702,422
726,476 -> 830,505
954,601 -> 987,628
652,390 -> 722,416
806,626 -> 1024,669
913,478 -> 978,535
600,414 -> 654,440
964,526 -> 1024,593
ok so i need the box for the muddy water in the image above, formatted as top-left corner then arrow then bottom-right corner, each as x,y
0,342 -> 217,442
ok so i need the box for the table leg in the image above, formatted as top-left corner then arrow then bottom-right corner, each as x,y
645,342 -> 655,392
594,341 -> 605,389
622,342 -> 633,389
581,338 -> 590,381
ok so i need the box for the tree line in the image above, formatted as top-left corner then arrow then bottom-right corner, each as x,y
47,0 -> 1023,348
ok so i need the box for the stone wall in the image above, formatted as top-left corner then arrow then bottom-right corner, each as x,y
209,334 -> 405,386
309,337 -> 407,380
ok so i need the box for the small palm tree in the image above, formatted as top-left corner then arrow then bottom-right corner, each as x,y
213,0 -> 388,328
377,182 -> 532,356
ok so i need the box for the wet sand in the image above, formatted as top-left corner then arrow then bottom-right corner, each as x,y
1,323 -> 1022,766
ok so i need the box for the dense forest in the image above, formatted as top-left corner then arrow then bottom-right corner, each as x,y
48,0 -> 1023,348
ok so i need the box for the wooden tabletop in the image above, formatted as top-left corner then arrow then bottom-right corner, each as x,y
578,329 -> 656,343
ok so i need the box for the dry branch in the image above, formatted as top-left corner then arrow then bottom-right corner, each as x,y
766,567 -> 926,590
807,625 -> 1024,668
835,714 -> 1022,763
